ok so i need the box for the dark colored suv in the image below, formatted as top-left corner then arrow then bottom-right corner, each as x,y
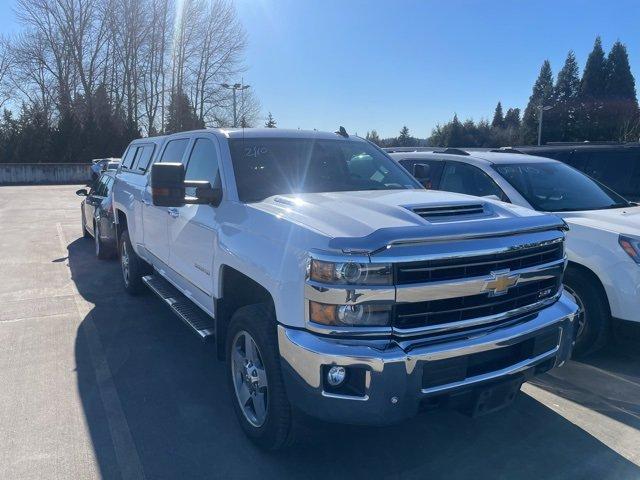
515,143 -> 640,201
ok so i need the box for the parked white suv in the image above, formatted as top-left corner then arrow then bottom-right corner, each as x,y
388,148 -> 638,355
112,129 -> 577,449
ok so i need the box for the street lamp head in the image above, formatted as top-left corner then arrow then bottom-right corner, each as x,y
221,83 -> 230,88
233,83 -> 242,89
241,85 -> 251,90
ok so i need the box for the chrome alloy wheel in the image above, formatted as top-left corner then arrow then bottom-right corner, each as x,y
231,330 -> 269,427
121,240 -> 130,286
564,284 -> 586,339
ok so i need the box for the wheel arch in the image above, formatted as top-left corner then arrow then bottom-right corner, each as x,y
215,265 -> 276,361
566,261 -> 611,315
115,209 -> 128,240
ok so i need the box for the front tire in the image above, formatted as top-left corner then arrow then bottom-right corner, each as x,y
226,304 -> 296,450
564,266 -> 610,357
119,230 -> 148,295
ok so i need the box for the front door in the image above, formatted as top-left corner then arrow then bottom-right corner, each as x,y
168,137 -> 221,297
142,137 -> 190,265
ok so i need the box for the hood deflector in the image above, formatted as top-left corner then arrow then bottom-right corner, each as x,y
331,215 -> 569,256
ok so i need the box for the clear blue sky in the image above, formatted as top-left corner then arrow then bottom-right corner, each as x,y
2,0 -> 639,138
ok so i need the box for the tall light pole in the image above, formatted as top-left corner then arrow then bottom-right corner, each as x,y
537,105 -> 553,146
221,82 -> 250,127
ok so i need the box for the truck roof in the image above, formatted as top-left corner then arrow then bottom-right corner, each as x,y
220,128 -> 364,141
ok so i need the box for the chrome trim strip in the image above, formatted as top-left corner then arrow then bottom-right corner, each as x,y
395,258 -> 564,303
393,291 -> 562,337
304,316 -> 393,337
321,391 -> 370,401
421,346 -> 559,395
305,281 -> 395,305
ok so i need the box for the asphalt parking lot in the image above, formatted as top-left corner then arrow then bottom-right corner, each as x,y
1,184 -> 640,480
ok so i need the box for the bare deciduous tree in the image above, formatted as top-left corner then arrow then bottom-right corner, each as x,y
1,0 -> 256,163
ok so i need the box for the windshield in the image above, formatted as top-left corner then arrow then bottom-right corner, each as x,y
494,162 -> 630,212
229,138 -> 421,202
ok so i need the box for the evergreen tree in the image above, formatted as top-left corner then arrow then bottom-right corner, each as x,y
264,112 -> 277,128
13,103 -> 52,163
522,60 -> 554,144
445,114 -> 466,147
504,108 -> 521,130
579,37 -> 608,140
397,126 -> 417,147
165,91 -> 205,134
491,102 -> 505,128
365,130 -> 382,146
52,107 -> 82,163
550,51 -> 581,141
603,41 -> 639,140
0,110 -> 19,162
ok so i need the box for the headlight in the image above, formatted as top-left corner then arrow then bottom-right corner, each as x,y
309,301 -> 391,327
309,259 -> 392,285
619,234 -> 640,263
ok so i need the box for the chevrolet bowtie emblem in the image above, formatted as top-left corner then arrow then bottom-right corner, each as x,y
484,270 -> 519,296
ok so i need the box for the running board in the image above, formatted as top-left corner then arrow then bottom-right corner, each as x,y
142,275 -> 215,340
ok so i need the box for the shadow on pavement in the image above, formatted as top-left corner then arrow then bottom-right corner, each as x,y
532,340 -> 640,432
66,235 -> 640,480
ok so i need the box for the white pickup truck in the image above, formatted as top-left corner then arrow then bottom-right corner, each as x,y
112,128 -> 578,450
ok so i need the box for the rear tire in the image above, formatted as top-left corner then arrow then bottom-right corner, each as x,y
225,304 -> 296,450
94,221 -> 113,260
119,230 -> 148,295
564,266 -> 609,357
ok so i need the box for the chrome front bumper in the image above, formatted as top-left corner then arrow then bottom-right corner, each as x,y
278,293 -> 578,425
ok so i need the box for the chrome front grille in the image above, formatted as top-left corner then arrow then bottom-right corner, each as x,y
395,277 -> 560,330
395,241 -> 563,285
392,239 -> 565,337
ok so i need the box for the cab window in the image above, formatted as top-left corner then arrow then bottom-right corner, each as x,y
160,138 -> 189,163
121,146 -> 138,169
440,161 -> 508,201
133,144 -> 155,172
184,138 -> 220,196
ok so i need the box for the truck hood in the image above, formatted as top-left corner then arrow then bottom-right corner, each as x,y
560,206 -> 640,237
251,190 -> 565,253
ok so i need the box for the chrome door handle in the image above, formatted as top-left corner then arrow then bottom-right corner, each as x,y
167,208 -> 179,218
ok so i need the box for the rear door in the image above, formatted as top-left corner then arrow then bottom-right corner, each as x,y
142,137 -> 190,265
168,136 -> 221,298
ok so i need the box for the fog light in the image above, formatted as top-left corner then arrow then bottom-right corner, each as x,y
327,366 -> 346,386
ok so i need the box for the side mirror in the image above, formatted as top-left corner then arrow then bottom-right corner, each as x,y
76,188 -> 88,197
151,163 -> 185,207
413,163 -> 430,179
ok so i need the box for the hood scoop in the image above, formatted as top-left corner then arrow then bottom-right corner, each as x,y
409,203 -> 487,221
